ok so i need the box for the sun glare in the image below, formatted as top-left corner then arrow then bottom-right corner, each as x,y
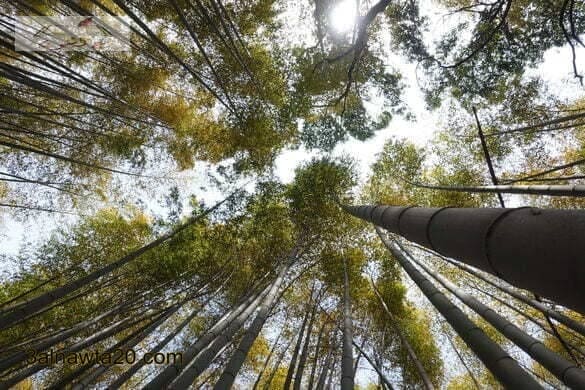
330,0 -> 357,34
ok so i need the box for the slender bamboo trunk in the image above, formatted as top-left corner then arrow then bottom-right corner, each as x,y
503,157 -> 585,184
72,289 -> 207,388
307,320 -> 327,390
441,254 -> 585,337
341,258 -> 354,390
399,241 -> 585,388
0,297 -> 136,373
283,289 -> 313,389
72,305 -> 179,388
0,190 -> 238,331
375,227 -> 542,389
262,337 -> 294,390
252,322 -> 286,390
352,339 -> 364,379
405,182 -> 585,197
486,111 -> 585,136
325,359 -> 337,390
370,276 -> 434,389
45,310 -> 167,390
315,346 -> 333,390
143,284 -> 268,389
293,301 -> 319,390
471,283 -> 585,360
212,260 -> 292,389
166,285 -> 271,388
352,338 -> 394,390
1,307 -> 163,389
446,334 -> 481,389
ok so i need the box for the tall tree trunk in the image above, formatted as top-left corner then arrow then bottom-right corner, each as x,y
341,257 -> 354,390
404,181 -> 585,198
144,283 -> 269,389
398,240 -> 585,388
307,320 -> 328,390
283,283 -> 315,390
370,276 -> 434,389
353,339 -> 394,390
343,204 -> 585,314
293,300 -> 319,390
436,250 -> 585,337
374,227 -> 542,389
252,320 -> 287,390
315,346 -> 333,390
212,260 -> 292,389
262,337 -> 294,390
0,190 -> 238,331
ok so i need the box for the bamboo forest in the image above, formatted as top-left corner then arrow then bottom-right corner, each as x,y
2,0 -> 585,388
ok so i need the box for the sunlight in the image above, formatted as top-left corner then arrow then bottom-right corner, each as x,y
330,0 -> 357,34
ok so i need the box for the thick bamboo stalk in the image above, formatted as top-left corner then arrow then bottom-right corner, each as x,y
343,204 -> 585,314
